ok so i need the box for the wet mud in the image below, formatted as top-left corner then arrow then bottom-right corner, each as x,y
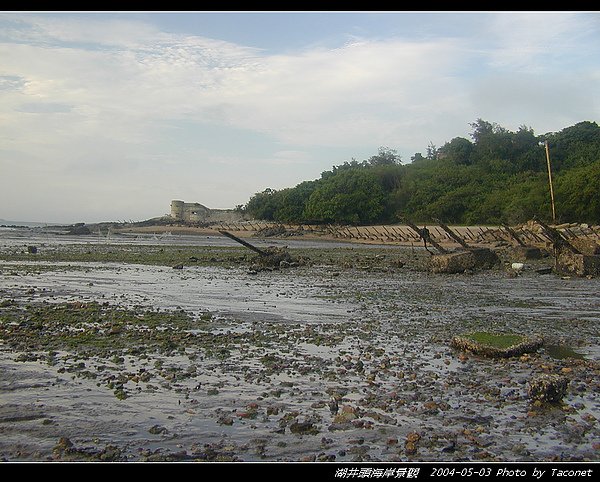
1,229 -> 599,462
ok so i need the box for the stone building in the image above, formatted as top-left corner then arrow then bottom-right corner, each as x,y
170,200 -> 211,223
170,200 -> 247,224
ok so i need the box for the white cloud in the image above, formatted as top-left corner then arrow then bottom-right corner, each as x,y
201,37 -> 468,148
1,16 -> 471,165
0,12 -> 598,222
480,12 -> 599,72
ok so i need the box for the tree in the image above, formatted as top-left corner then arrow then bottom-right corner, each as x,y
470,119 -> 512,162
438,137 -> 473,165
273,181 -> 317,223
544,121 -> 600,171
469,119 -> 501,144
555,160 -> 600,223
244,188 -> 282,221
500,175 -> 550,224
304,169 -> 386,225
411,152 -> 426,163
426,142 -> 439,160
368,146 -> 401,166
243,119 -> 600,226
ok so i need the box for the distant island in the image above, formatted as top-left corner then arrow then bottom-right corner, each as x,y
0,219 -> 62,228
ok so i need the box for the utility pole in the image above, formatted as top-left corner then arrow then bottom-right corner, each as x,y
545,140 -> 557,224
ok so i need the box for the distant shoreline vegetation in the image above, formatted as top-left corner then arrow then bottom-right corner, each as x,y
0,220 -> 61,228
242,119 -> 600,226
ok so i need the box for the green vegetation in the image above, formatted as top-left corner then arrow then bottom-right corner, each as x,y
0,301 -> 206,356
451,331 -> 543,358
243,120 -> 600,225
543,344 -> 585,360
0,245 -> 430,271
463,331 -> 526,349
0,245 -> 252,267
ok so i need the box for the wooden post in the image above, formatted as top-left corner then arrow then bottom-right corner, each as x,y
545,141 -> 557,224
403,219 -> 448,254
464,227 -> 477,241
392,227 -> 404,241
502,224 -> 527,247
381,225 -> 394,242
434,220 -> 470,248
219,230 -> 269,256
535,219 -> 580,255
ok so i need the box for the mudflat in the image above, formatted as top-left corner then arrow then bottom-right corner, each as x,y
1,228 -> 599,462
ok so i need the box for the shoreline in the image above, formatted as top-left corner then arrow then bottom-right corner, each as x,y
111,223 -> 501,249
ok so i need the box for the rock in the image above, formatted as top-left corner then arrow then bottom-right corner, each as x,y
289,421 -> 319,435
52,437 -> 74,460
511,246 -> 544,261
148,424 -> 168,435
570,238 -> 600,256
555,248 -> 600,277
469,247 -> 501,269
527,374 -> 569,404
405,432 -> 420,455
253,247 -> 297,269
55,437 -> 73,450
429,251 -> 474,274
98,445 -> 124,462
334,405 -> 358,422
451,332 -> 543,358
429,248 -> 499,274
218,415 -> 234,426
442,441 -> 456,453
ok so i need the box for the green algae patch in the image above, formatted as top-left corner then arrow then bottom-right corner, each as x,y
0,244 -> 252,268
544,343 -> 586,360
464,332 -> 525,349
0,301 -> 210,357
451,331 -> 543,358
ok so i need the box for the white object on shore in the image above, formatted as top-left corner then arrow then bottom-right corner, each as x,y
511,262 -> 525,271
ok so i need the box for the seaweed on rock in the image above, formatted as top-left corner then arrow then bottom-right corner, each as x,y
450,332 -> 543,358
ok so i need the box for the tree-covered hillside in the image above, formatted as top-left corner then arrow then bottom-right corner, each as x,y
243,120 -> 600,225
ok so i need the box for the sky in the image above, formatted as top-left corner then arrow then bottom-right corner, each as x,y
1,11 -> 599,224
